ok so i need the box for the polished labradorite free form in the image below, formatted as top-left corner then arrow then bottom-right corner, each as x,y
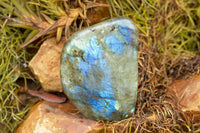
60,17 -> 138,121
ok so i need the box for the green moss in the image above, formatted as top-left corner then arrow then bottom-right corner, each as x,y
107,0 -> 200,55
0,25 -> 30,132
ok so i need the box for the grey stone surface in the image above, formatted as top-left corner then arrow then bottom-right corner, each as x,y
61,17 -> 138,121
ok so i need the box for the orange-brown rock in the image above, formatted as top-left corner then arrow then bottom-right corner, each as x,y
167,75 -> 200,122
29,38 -> 65,92
16,101 -> 103,133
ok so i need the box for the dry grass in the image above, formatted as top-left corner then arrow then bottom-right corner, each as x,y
105,0 -> 200,132
0,0 -> 200,132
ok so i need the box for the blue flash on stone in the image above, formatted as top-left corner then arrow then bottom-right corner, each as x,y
60,17 -> 138,121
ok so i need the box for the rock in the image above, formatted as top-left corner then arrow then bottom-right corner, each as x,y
27,89 -> 66,103
29,38 -> 64,92
16,101 -> 102,133
60,17 -> 138,121
167,75 -> 200,122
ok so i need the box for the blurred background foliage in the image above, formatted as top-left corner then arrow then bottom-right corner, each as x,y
0,0 -> 200,132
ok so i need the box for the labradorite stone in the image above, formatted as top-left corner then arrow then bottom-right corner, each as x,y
60,17 -> 138,121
